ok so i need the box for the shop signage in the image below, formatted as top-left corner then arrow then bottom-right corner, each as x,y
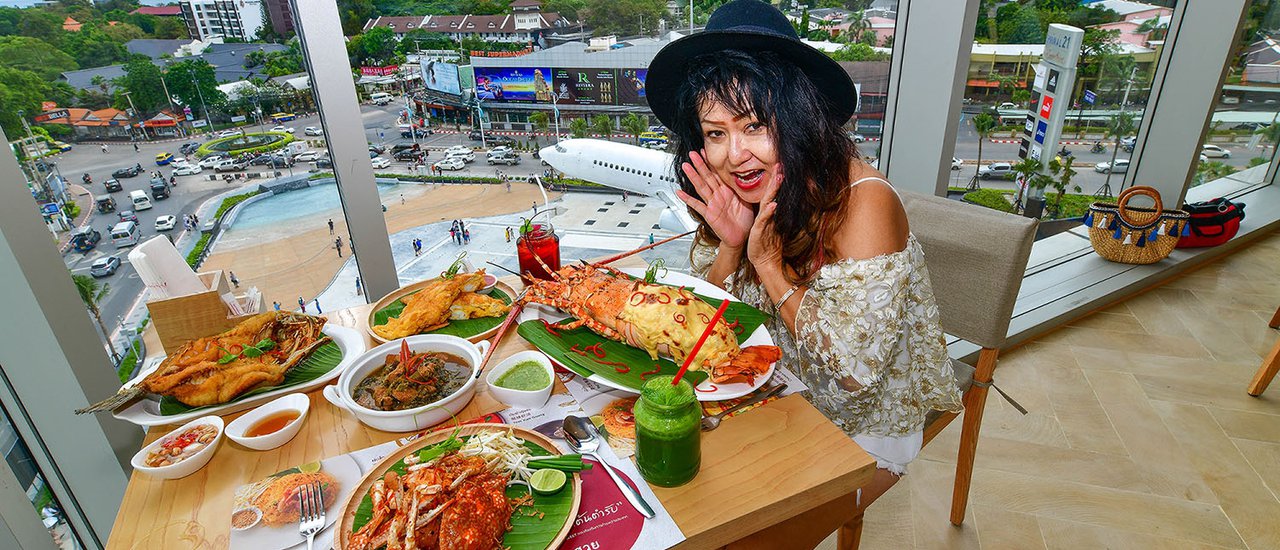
1083,89 -> 1096,104
231,115 -> 247,123
41,101 -> 57,111
360,65 -> 400,77
1039,96 -> 1054,118
34,109 -> 69,123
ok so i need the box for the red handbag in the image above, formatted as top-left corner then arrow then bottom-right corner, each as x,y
1176,198 -> 1245,248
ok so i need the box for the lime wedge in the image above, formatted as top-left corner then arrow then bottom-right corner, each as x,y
530,468 -> 566,496
590,415 -> 605,430
298,461 -> 322,474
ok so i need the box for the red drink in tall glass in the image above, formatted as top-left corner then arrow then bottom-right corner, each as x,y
517,222 -> 560,280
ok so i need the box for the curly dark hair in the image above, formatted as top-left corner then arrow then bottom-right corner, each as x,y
669,49 -> 859,285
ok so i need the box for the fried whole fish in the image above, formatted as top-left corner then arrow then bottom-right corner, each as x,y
373,271 -> 494,340
77,311 -> 329,413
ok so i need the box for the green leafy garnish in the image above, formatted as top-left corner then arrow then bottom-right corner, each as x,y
441,251 -> 468,279
644,258 -> 668,284
214,339 -> 277,364
520,217 -> 533,236
418,426 -> 463,462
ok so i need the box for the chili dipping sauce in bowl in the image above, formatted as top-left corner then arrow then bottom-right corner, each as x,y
225,393 -> 309,451
130,415 -> 224,480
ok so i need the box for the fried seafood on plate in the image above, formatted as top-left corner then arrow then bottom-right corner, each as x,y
77,312 -> 330,413
253,471 -> 340,526
373,271 -> 508,340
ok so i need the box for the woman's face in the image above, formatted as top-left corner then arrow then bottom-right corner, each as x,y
697,100 -> 780,204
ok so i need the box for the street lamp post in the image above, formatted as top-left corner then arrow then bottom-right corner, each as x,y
192,73 -> 212,135
121,91 -> 143,141
159,60 -> 184,137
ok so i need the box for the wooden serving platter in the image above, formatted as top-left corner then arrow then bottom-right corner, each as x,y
335,423 -> 581,550
366,277 -> 518,345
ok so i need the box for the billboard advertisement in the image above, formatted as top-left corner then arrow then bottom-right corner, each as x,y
422,60 -> 462,96
617,69 -> 647,106
551,68 -> 619,106
474,67 -> 553,103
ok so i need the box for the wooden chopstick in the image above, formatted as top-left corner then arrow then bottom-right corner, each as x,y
595,230 -> 697,266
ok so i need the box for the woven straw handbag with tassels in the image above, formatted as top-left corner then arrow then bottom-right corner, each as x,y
1084,185 -> 1190,265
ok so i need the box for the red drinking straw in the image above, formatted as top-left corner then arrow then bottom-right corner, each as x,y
672,298 -> 731,386
595,229 -> 697,266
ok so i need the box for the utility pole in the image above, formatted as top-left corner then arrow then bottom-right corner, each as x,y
159,62 -> 184,138
193,72 -> 212,135
122,91 -> 143,141
690,0 -> 694,32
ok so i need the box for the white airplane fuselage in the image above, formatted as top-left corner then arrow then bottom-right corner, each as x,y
538,139 -> 697,232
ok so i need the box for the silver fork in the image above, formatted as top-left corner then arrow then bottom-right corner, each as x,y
298,481 -> 325,550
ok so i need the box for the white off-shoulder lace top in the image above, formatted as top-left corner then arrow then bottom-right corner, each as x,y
689,191 -> 963,453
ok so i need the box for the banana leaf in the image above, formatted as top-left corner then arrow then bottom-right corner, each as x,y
350,439 -> 572,550
372,288 -> 512,339
159,341 -> 342,416
515,289 -> 770,392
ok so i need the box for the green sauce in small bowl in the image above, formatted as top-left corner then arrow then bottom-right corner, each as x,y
494,360 -> 551,391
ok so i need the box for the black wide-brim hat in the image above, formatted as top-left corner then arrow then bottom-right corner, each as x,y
645,0 -> 857,129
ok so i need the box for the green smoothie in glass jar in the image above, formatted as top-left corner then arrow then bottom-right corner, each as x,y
635,374 -> 701,487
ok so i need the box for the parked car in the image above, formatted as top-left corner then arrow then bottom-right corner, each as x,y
486,150 -> 520,166
154,215 -> 177,231
155,152 -> 174,166
433,157 -> 466,171
52,140 -> 73,152
951,157 -> 963,171
216,129 -> 241,138
468,130 -> 485,140
486,146 -> 512,156
1094,158 -> 1131,173
173,163 -> 203,176
179,142 -> 201,155
1120,136 -> 1137,152
977,162 -> 1013,179
997,102 -> 1018,110
250,154 -> 292,167
112,165 -> 142,178
393,149 -> 424,162
214,158 -> 248,172
1201,144 -> 1231,158
368,144 -> 386,154
293,151 -> 321,162
371,156 -> 391,169
270,125 -> 295,133
199,154 -> 229,168
89,256 -> 121,278
444,145 -> 472,156
70,227 -> 101,253
304,126 -> 323,136
847,132 -> 867,143
486,134 -> 515,146
314,158 -> 333,169
118,210 -> 139,223
104,178 -> 122,192
447,150 -> 476,163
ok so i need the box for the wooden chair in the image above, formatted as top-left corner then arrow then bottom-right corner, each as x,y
1246,305 -> 1280,396
727,192 -> 1038,549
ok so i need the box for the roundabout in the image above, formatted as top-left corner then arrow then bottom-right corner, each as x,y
197,132 -> 294,157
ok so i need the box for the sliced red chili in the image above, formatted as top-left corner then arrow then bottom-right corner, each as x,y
629,292 -> 646,306
639,365 -> 662,380
725,319 -> 744,335
697,313 -> 711,324
654,293 -> 671,304
672,313 -> 686,325
695,384 -> 719,393
539,319 -> 562,337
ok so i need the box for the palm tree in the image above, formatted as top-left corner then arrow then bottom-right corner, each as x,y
591,115 -> 613,139
569,117 -> 588,139
1135,17 -> 1169,42
1011,157 -> 1042,212
971,112 -> 997,190
1102,111 -> 1136,195
1045,158 -> 1081,218
620,113 -> 646,145
1255,122 -> 1280,153
73,274 -> 120,363
528,112 -> 550,135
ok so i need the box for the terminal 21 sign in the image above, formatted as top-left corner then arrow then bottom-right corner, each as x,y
474,66 -> 649,107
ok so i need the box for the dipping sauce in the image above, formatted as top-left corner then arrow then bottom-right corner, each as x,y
245,410 -> 301,438
144,424 -> 218,468
494,360 -> 550,391
230,508 -> 261,530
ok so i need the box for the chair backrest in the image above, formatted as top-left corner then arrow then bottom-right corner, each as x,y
900,191 -> 1038,349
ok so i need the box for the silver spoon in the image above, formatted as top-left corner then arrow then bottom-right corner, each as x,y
562,415 -> 656,518
701,384 -> 788,431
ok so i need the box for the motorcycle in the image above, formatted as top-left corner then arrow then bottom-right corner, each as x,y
1091,142 -> 1105,154
1058,147 -> 1074,159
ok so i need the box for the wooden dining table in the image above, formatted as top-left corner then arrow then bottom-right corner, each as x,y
106,274 -> 876,549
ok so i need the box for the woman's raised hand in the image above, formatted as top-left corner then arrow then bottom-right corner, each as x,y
675,150 -> 754,249
747,169 -> 785,274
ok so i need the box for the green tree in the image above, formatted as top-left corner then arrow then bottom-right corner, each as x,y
971,111 -> 997,187
808,29 -> 831,41
1193,160 -> 1238,187
586,0 -> 667,37
528,111 -> 550,135
829,43 -> 891,62
1257,122 -> 1280,151
72,274 -> 120,363
569,117 -> 589,139
101,21 -> 146,43
61,27 -> 130,68
621,113 -> 646,144
797,8 -> 810,35
1103,111 -> 1136,193
336,0 -> 375,36
117,57 -> 168,114
165,59 -> 225,115
1011,89 -> 1031,106
0,67 -> 51,137
154,17 -> 188,39
1000,6 -> 1044,43
591,114 -> 613,138
1045,157 -> 1081,218
347,26 -> 399,66
0,36 -> 78,80
543,0 -> 588,21
1011,157 -> 1042,211
396,30 -> 456,55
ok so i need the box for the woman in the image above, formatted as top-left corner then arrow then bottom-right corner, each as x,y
646,0 -> 963,512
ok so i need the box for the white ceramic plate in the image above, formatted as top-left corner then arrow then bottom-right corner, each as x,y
112,325 -> 365,427
521,268 -> 776,401
228,453 -> 363,550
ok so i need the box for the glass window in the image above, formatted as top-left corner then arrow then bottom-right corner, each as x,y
952,0 -> 1179,221
1193,0 -> 1280,191
1,403 -> 85,549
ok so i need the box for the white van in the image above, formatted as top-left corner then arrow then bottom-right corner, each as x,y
129,190 -> 153,211
111,221 -> 140,248
370,92 -> 393,105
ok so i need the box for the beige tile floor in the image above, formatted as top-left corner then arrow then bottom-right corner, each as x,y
818,229 -> 1280,550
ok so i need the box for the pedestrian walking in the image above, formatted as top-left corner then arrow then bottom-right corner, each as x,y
273,301 -> 281,311
133,143 -> 139,153
298,297 -> 307,312
649,233 -> 655,244
449,228 -> 458,245
229,271 -> 240,288
505,227 -> 511,242
622,191 -> 628,202
328,218 -> 334,235
532,202 -> 538,215
101,144 -> 109,154
192,213 -> 199,227
356,277 -> 363,296
463,228 -> 470,244
334,236 -> 343,257
400,193 -> 405,205
314,299 -> 322,314
506,180 -> 511,192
